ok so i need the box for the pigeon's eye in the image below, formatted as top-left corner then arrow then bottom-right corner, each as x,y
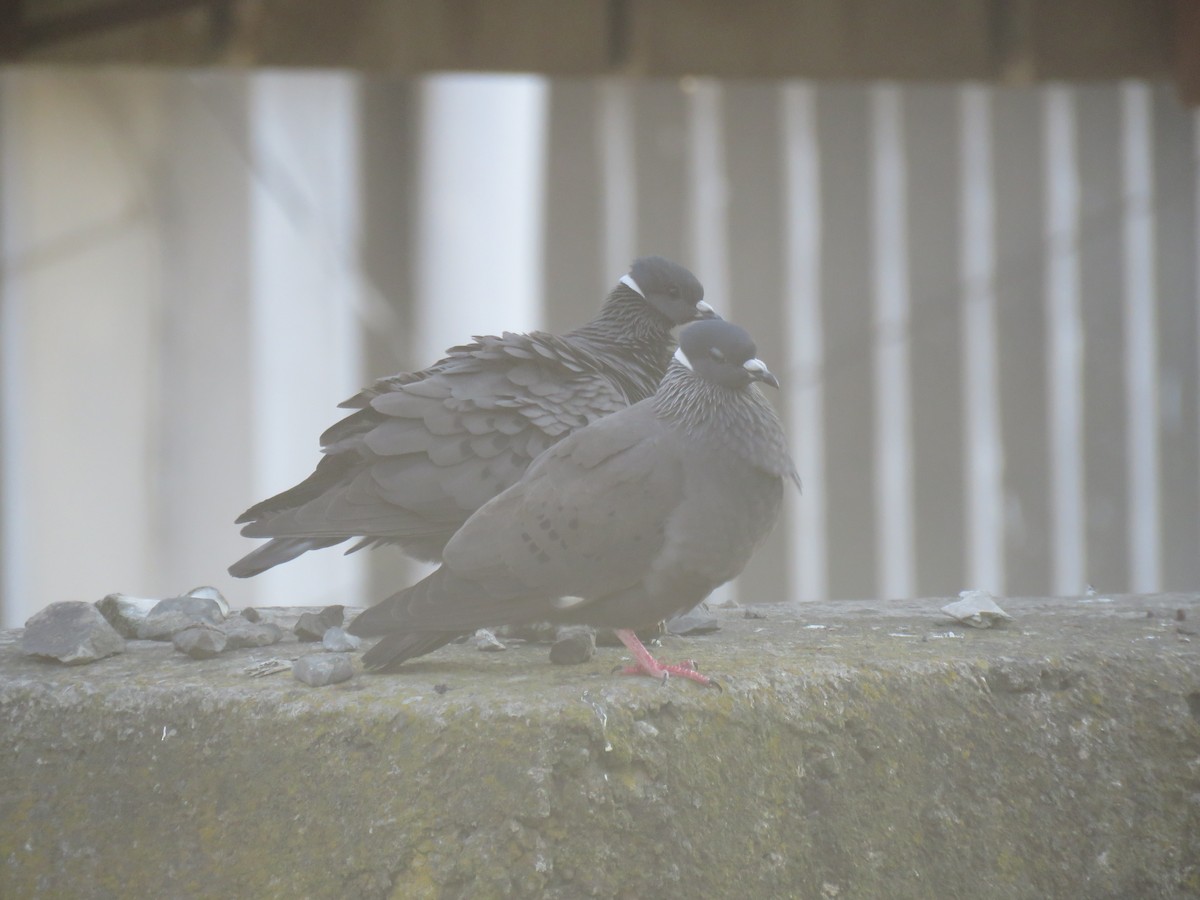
709,347 -> 725,362
667,285 -> 681,298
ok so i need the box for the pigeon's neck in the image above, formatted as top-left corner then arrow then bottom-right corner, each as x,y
653,364 -> 797,481
567,291 -> 676,402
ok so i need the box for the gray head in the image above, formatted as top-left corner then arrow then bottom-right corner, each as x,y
673,319 -> 779,390
620,256 -> 716,326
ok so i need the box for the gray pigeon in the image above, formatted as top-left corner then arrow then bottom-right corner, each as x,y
347,319 -> 799,685
229,257 -> 714,578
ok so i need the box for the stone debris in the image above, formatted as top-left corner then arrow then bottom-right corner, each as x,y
22,601 -> 126,665
321,627 -> 361,652
243,658 -> 294,678
294,605 -> 345,642
942,590 -> 1013,629
94,593 -> 159,638
240,607 -> 262,623
137,595 -> 226,641
221,617 -> 284,650
549,628 -> 596,665
173,625 -> 228,660
182,586 -> 230,618
292,653 -> 354,687
666,607 -> 720,636
293,613 -> 327,642
474,629 -> 507,652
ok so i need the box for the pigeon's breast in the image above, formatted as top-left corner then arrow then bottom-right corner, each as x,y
658,448 -> 784,588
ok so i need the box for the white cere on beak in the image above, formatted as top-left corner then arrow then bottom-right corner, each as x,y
619,274 -> 645,298
743,356 -> 780,388
673,346 -> 694,371
696,300 -> 715,315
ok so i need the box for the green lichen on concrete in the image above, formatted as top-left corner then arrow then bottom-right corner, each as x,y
1,594 -> 1199,898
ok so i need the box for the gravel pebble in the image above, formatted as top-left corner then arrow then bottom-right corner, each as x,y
138,596 -> 225,641
322,627 -> 361,652
222,618 -> 284,650
295,605 -> 346,642
22,602 -> 126,665
474,629 -> 507,652
173,625 -> 228,659
293,653 -> 355,686
549,628 -> 596,665
94,593 -> 159,638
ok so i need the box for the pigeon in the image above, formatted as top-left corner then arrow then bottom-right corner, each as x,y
229,256 -> 715,578
347,318 -> 799,686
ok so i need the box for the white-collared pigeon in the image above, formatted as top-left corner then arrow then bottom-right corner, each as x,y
348,318 -> 799,686
230,257 -> 715,578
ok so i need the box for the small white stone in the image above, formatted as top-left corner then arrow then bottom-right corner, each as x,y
941,590 -> 1013,629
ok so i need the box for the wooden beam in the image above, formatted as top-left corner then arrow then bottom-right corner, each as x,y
0,0 -> 1184,90
1174,0 -> 1200,104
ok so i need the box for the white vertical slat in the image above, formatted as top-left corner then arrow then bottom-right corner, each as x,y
686,79 -> 731,306
781,82 -> 827,602
598,79 -> 637,279
958,85 -> 1005,595
870,84 -> 916,599
411,74 -> 549,586
416,74 -> 548,354
1120,80 -> 1161,593
246,72 -> 366,606
1196,108 -> 1200,549
1043,85 -> 1087,595
157,73 -> 258,598
0,74 -> 29,626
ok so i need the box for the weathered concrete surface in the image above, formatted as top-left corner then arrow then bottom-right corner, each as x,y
2,594 -> 1199,899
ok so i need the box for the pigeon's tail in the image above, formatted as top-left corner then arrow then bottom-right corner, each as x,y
347,567 -> 482,670
360,630 -> 460,671
346,567 -> 455,636
228,536 -> 344,578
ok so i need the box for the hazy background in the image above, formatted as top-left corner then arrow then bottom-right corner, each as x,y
2,69 -> 1197,627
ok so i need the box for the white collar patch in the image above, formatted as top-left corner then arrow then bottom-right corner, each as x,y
673,346 -> 694,371
619,273 -> 645,298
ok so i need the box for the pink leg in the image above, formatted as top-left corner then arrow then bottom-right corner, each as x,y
614,629 -> 718,688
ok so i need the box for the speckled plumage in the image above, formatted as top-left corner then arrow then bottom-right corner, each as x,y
349,319 -> 798,676
229,257 -> 712,578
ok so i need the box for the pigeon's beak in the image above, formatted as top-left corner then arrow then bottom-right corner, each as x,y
743,358 -> 779,389
693,301 -> 719,321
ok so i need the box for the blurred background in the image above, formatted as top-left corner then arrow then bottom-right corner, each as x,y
1,1 -> 1198,627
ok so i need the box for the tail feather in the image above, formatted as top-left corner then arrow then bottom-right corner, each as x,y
346,567 -> 459,636
348,567 -> 475,670
347,567 -> 557,671
228,536 -> 344,578
360,631 -> 460,671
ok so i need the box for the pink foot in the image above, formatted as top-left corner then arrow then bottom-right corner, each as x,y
614,629 -> 719,688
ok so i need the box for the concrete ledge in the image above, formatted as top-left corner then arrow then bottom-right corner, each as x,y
2,594 -> 1199,898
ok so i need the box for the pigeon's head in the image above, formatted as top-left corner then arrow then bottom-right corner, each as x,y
674,319 -> 780,390
621,256 -> 716,326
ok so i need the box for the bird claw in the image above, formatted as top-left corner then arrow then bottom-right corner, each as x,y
615,660 -> 715,688
613,628 -> 716,687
